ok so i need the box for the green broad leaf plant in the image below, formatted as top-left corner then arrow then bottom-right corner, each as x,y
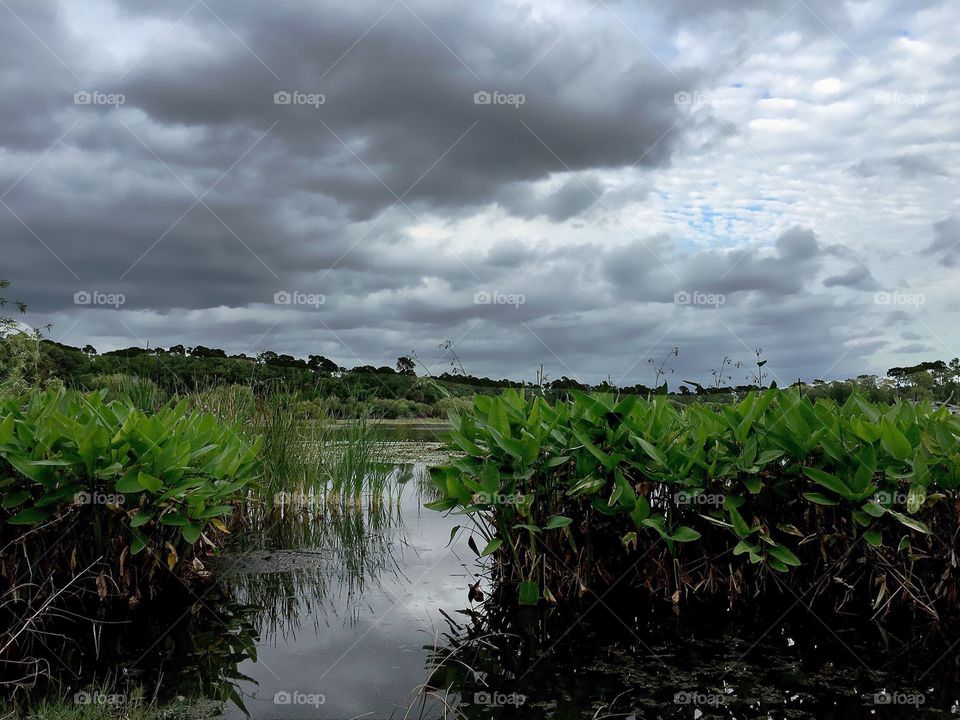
0,389 -> 261,590
428,388 -> 960,608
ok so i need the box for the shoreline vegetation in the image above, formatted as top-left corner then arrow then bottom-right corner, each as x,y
429,388 -> 960,622
10,336 -> 960,420
0,382 -> 391,708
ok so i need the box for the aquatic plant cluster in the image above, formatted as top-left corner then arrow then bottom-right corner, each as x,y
429,389 -> 960,617
0,389 -> 261,583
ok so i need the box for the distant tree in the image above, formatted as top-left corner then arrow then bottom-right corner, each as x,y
308,355 -> 339,374
189,345 -> 227,358
168,344 -> 186,356
270,354 -> 308,369
620,382 -> 655,396
595,380 -> 619,393
103,346 -> 151,358
82,344 -> 98,357
551,376 -> 589,391
349,365 -> 379,374
396,355 -> 416,376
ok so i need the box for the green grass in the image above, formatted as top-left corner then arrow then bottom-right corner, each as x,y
0,692 -> 223,720
182,384 -> 393,503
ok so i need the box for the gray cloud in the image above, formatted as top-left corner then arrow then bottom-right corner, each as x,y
923,217 -> 960,267
823,265 -> 880,290
2,0 -> 957,385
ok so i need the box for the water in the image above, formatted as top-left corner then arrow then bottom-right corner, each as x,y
28,453 -> 960,719
217,469 -> 473,719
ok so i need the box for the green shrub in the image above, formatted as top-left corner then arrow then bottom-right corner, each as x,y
432,396 -> 473,418
0,388 -> 260,572
429,388 -> 960,613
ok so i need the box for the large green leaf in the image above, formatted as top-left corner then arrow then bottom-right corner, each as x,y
137,471 -> 163,492
803,467 -> 850,498
480,538 -> 502,556
880,419 -> 912,462
7,505 -> 52,525
519,580 -> 539,605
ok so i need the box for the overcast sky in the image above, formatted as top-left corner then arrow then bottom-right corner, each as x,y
2,0 -> 957,387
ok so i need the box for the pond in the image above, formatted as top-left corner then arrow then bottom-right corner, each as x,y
39,450 -> 960,719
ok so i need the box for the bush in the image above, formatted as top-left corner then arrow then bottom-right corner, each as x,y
0,389 -> 260,584
431,396 -> 473,419
366,398 -> 419,419
429,389 -> 960,617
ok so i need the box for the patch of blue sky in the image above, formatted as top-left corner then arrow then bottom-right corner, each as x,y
685,207 -> 751,247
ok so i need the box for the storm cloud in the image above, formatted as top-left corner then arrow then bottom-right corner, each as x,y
2,0 -> 957,385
